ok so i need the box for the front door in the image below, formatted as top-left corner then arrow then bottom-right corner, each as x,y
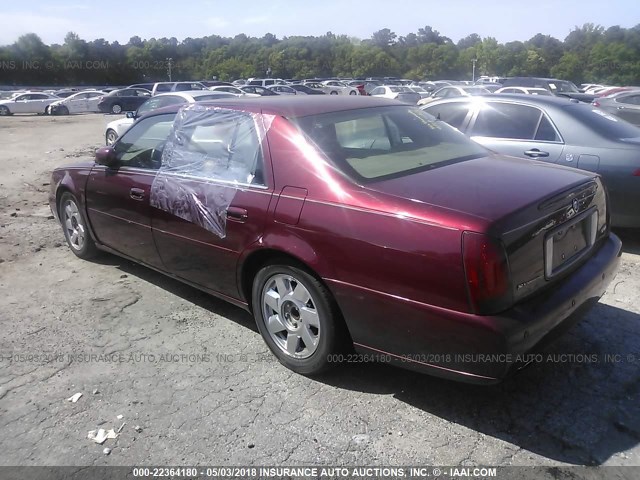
85,113 -> 176,268
151,109 -> 273,300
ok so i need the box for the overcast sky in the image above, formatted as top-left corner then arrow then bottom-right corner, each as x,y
1,0 -> 639,46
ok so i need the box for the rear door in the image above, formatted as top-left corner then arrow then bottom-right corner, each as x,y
466,101 -> 565,162
85,113 -> 176,268
66,93 -> 88,113
151,109 -> 274,300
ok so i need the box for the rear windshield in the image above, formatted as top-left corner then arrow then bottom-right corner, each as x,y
294,105 -> 486,183
568,104 -> 640,140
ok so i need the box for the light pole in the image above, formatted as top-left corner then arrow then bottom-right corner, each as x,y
472,58 -> 477,83
166,57 -> 173,81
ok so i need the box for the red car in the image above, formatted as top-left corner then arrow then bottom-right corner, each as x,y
49,97 -> 622,384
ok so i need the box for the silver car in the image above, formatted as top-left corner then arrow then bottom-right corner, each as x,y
422,94 -> 640,227
593,89 -> 640,126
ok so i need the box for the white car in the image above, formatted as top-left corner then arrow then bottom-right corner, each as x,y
208,85 -> 260,97
369,86 -> 422,104
304,80 -> 359,95
0,92 -> 60,116
494,87 -> 553,96
47,90 -> 106,115
104,90 -> 235,145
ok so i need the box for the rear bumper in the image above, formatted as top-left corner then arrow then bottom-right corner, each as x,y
333,233 -> 622,384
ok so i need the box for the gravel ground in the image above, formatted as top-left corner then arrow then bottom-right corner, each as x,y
0,114 -> 639,469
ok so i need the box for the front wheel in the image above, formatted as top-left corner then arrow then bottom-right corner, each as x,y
252,263 -> 344,375
0,105 -> 11,116
349,90 -> 357,95
106,129 -> 118,146
57,106 -> 69,115
59,192 -> 98,259
330,91 -> 338,95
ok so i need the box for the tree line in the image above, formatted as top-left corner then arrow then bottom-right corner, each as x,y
0,24 -> 639,87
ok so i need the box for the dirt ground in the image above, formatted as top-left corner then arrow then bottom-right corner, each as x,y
1,113 -> 639,469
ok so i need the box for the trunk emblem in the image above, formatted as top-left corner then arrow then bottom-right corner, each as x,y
566,198 -> 580,219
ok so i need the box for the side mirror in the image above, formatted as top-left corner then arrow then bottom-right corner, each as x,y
126,111 -> 135,119
95,146 -> 118,167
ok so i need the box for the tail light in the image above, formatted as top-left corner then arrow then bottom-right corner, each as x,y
462,231 -> 512,314
592,100 -> 600,107
633,169 -> 640,176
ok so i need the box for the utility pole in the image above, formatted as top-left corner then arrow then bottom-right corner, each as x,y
472,58 -> 477,83
167,57 -> 173,81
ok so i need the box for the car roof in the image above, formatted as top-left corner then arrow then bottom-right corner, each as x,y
425,93 -> 580,108
141,96 -> 403,119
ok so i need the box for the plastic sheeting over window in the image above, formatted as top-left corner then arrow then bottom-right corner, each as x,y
150,104 -> 274,238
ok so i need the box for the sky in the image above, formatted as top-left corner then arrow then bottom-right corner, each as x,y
1,0 -> 639,46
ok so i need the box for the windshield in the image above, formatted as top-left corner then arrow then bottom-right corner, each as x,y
294,105 -> 486,183
549,80 -> 579,93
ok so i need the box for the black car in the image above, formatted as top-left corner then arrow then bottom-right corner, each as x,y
97,88 -> 152,114
239,85 -> 279,96
290,84 -> 326,95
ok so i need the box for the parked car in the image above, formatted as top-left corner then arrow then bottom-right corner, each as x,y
289,84 -> 325,95
407,86 -> 431,99
304,80 -> 359,95
239,85 -> 279,96
97,88 -> 152,114
500,77 -> 595,103
346,81 -> 367,96
54,88 -> 80,98
129,83 -> 156,91
595,86 -> 638,98
417,86 -> 491,106
246,78 -> 286,87
47,90 -> 106,115
422,94 -> 640,227
50,96 -> 621,383
592,90 -> 640,126
151,82 -> 207,96
208,85 -> 259,97
104,90 -> 236,145
495,87 -> 553,96
0,92 -> 60,115
267,85 -> 299,95
369,85 -> 422,104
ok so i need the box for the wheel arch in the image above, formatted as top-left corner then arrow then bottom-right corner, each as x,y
239,246 -> 354,348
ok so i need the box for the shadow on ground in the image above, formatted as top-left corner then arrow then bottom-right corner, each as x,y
615,228 -> 640,255
92,255 -> 640,465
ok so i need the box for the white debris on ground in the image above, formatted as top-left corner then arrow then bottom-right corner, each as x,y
66,393 -> 82,403
87,428 -> 118,445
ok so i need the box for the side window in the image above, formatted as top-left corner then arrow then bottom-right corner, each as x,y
113,113 -> 176,169
183,114 -> 266,185
535,115 -> 561,142
156,84 -> 172,93
424,103 -> 472,130
470,103 -> 543,140
370,87 -> 383,95
619,94 -> 640,105
174,83 -> 191,92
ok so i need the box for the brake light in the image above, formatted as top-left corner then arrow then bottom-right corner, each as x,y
462,232 -> 511,314
591,101 -> 600,107
633,169 -> 640,176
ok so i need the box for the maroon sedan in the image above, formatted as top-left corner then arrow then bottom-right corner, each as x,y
49,97 -> 622,384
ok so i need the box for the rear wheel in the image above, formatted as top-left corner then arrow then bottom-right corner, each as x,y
111,103 -> 122,114
349,90 -> 357,95
59,192 -> 98,259
252,263 -> 344,375
106,129 -> 118,146
330,91 -> 338,95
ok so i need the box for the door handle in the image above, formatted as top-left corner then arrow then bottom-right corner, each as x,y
524,149 -> 549,158
227,207 -> 248,222
130,188 -> 145,201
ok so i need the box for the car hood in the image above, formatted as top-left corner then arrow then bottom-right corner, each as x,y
364,153 -> 597,223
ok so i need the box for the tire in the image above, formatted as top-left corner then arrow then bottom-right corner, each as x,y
349,90 -> 357,95
58,192 -> 99,259
106,129 -> 118,146
0,105 -> 12,116
252,263 -> 344,375
57,106 -> 69,115
111,103 -> 122,114
330,91 -> 338,95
